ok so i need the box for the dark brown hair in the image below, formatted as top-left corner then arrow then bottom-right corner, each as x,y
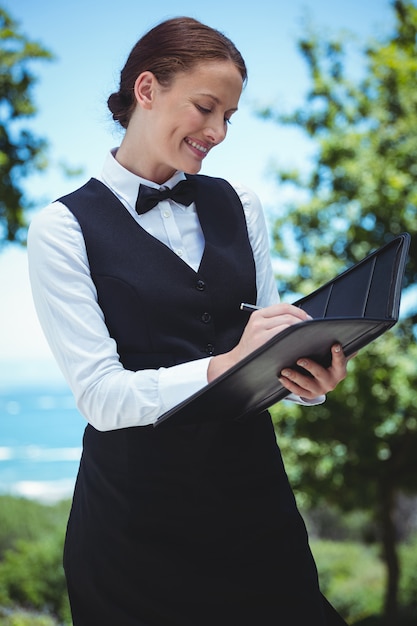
107,16 -> 247,129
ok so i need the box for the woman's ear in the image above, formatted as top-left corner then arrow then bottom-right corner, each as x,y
133,71 -> 156,109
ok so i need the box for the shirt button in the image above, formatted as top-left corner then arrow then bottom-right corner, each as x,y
201,312 -> 211,323
205,344 -> 214,356
163,210 -> 171,218
176,249 -> 184,257
196,279 -> 206,291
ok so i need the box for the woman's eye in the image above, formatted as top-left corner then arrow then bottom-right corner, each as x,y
196,104 -> 232,126
196,105 -> 211,115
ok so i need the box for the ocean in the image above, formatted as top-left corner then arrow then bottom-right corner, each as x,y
0,383 -> 86,503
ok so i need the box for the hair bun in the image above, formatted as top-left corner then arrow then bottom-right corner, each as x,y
107,92 -> 130,128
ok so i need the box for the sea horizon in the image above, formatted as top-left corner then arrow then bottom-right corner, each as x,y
0,363 -> 85,504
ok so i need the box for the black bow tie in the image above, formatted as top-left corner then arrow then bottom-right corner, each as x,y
135,180 -> 196,215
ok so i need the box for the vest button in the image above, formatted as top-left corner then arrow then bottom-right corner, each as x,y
205,343 -> 214,355
196,279 -> 206,291
201,312 -> 211,323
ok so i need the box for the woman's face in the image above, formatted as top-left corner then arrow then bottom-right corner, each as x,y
129,60 -> 243,183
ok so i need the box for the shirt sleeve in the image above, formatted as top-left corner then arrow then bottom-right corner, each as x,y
232,183 -> 280,307
27,202 -> 211,431
233,183 -> 325,408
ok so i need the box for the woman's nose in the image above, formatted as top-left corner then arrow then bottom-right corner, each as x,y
204,119 -> 227,145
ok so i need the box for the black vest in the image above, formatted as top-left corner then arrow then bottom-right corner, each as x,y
59,175 -> 257,371
60,177 -> 330,626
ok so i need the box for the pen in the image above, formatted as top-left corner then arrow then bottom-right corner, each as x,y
240,302 -> 262,312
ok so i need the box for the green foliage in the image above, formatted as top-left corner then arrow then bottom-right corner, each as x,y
0,534 -> 70,623
312,540 -> 384,623
0,609 -> 58,626
310,536 -> 417,624
399,534 -> 417,610
0,6 -> 53,247
0,497 -> 71,624
0,496 -> 70,558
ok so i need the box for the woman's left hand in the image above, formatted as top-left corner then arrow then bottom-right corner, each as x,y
278,343 -> 350,400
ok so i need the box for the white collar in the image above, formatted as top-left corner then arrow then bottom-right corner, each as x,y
99,148 -> 187,211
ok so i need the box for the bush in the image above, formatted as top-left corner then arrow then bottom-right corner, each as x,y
0,497 -> 70,558
0,497 -> 71,625
0,607 -> 58,625
0,532 -> 71,624
311,540 -> 384,624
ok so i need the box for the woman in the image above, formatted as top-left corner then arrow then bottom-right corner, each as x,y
28,16 -> 348,626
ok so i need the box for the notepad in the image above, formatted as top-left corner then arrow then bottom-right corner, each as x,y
155,233 -> 410,427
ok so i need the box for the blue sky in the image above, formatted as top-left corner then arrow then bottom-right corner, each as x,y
0,0 -> 396,385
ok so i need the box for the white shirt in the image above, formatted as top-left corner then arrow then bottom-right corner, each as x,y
28,150 -> 323,431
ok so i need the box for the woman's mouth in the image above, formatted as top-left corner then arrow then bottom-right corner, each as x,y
184,137 -> 209,157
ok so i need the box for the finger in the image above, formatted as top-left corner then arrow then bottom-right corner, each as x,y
296,345 -> 346,377
245,313 -> 292,338
280,347 -> 346,394
260,303 -> 312,323
329,344 -> 348,376
278,373 -> 318,399
331,343 -> 345,359
261,315 -> 308,332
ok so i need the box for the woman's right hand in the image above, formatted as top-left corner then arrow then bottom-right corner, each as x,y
207,303 -> 311,382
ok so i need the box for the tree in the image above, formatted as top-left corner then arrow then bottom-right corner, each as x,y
0,6 -> 53,249
261,1 -> 417,623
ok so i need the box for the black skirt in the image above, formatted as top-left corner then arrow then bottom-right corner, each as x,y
64,412 -> 335,626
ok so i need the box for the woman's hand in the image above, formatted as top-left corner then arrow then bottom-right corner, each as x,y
278,343 -> 349,399
207,303 -> 350,397
207,303 -> 312,382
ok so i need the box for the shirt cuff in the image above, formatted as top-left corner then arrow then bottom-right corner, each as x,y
158,357 -> 211,414
285,393 -> 326,406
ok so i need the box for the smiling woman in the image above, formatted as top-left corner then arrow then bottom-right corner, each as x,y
27,15 -> 348,626
109,17 -> 245,184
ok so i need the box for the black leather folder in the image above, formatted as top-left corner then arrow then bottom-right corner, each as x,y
155,233 -> 410,427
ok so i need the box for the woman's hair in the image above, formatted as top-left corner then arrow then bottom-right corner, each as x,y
107,16 -> 247,129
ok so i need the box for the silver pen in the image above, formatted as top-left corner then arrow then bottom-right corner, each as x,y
240,302 -> 262,313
